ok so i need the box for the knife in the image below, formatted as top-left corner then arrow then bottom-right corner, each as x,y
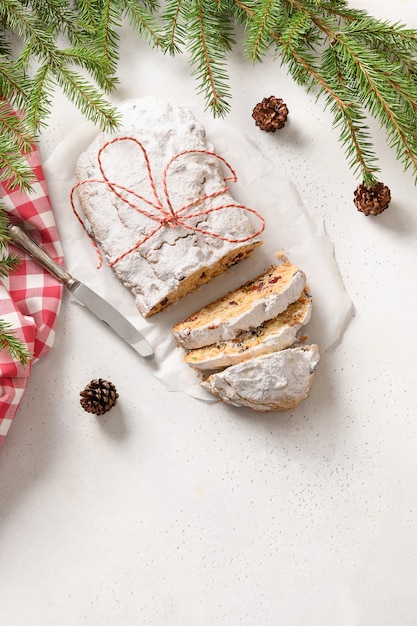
8,223 -> 154,359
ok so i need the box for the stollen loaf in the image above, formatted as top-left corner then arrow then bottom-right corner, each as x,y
201,345 -> 320,411
73,97 -> 263,317
172,261 -> 306,350
184,291 -> 312,371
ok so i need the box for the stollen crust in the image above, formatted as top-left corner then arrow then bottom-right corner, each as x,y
74,97 -> 262,317
201,345 -> 320,411
172,261 -> 306,350
184,291 -> 312,370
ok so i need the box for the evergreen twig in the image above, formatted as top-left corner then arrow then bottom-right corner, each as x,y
0,207 -> 31,365
156,0 -> 417,186
0,319 -> 32,366
0,0 -> 415,193
0,0 -> 417,359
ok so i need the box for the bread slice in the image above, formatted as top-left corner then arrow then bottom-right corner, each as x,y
184,291 -> 312,370
74,97 -> 262,317
172,261 -> 306,349
201,344 -> 319,411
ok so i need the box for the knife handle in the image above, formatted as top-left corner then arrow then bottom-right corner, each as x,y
8,223 -> 76,288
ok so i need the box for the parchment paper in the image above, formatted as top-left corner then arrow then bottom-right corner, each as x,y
43,101 -> 352,401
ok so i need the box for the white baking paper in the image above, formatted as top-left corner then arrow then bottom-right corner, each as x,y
43,101 -> 352,401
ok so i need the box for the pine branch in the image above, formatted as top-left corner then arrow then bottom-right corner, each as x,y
93,0 -> 121,75
161,0 -> 187,54
247,0 -> 417,185
2,0 -> 413,188
185,0 -> 234,115
0,0 -> 122,196
29,0 -> 85,43
0,0 -> 125,361
0,0 -> 52,50
25,63 -> 54,131
333,33 -> 417,177
0,209 -> 31,366
0,209 -> 21,275
1,0 -> 417,359
120,0 -> 164,47
0,57 -> 32,111
245,0 -> 285,62
0,134 -> 35,191
0,319 -> 32,366
74,0 -> 103,30
53,64 -> 121,130
0,251 -> 21,277
321,44 -> 379,185
57,46 -> 120,93
0,100 -> 33,155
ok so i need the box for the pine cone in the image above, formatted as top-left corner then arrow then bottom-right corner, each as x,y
354,182 -> 391,216
252,96 -> 289,132
80,378 -> 119,416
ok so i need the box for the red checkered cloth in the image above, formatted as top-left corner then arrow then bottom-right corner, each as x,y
0,147 -> 64,447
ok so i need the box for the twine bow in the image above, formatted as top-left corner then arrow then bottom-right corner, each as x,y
70,136 -> 265,268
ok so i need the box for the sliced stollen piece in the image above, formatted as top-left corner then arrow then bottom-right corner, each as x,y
201,345 -> 320,412
172,261 -> 306,350
184,291 -> 312,370
73,97 -> 263,317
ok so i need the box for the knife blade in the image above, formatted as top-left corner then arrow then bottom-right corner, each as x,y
8,223 -> 154,359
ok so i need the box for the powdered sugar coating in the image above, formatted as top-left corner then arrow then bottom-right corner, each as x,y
184,293 -> 312,370
74,97 -> 262,317
201,344 -> 320,411
173,268 -> 306,349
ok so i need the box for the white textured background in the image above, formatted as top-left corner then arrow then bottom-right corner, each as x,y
1,2 -> 417,625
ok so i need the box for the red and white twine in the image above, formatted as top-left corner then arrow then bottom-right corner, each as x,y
70,136 -> 265,268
